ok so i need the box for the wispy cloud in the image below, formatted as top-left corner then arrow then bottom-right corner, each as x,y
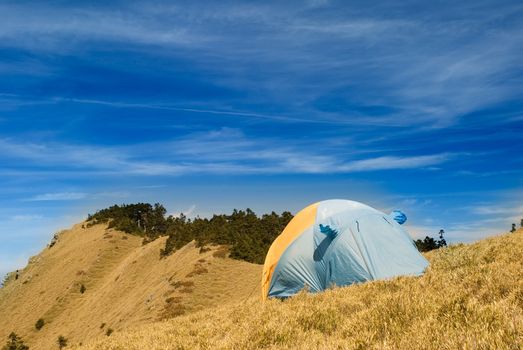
337,154 -> 451,172
0,2 -> 521,128
26,192 -> 87,201
11,214 -> 44,221
0,130 -> 455,177
468,204 -> 523,216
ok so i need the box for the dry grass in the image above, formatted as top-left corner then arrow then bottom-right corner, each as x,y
160,297 -> 186,319
0,223 -> 261,350
213,246 -> 230,259
186,264 -> 209,278
76,229 -> 523,350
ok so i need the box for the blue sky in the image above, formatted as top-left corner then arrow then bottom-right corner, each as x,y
1,0 -> 523,277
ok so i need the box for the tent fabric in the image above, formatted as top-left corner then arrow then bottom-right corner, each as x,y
262,199 -> 429,300
261,202 -> 318,298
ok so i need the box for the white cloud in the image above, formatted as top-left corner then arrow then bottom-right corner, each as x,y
0,2 -> 521,129
27,192 -> 87,201
0,132 -> 455,177
11,214 -> 44,221
338,154 -> 451,172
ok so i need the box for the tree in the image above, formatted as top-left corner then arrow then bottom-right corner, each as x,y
511,223 -> 516,233
35,318 -> 44,330
88,203 -> 294,264
521,218 -> 523,228
414,236 -> 439,252
2,332 -> 29,350
437,229 -> 447,248
414,229 -> 447,252
57,336 -> 67,349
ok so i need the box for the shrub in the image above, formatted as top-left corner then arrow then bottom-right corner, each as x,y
199,247 -> 211,254
161,297 -> 186,319
105,328 -> 113,337
2,332 -> 29,350
185,265 -> 208,278
80,284 -> 86,294
179,286 -> 194,294
212,246 -> 229,259
35,318 -> 45,330
170,280 -> 194,289
57,335 -> 67,349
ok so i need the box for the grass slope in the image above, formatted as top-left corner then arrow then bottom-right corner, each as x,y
76,229 -> 523,350
0,223 -> 261,349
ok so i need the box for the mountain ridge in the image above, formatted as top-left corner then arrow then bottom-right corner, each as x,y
0,222 -> 261,349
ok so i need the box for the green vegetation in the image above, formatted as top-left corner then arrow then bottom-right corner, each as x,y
57,335 -> 67,349
87,203 -> 167,239
162,209 -> 293,264
87,203 -> 467,261
79,284 -> 86,294
87,204 -> 293,264
105,329 -> 113,337
35,318 -> 44,330
2,333 -> 29,350
414,229 -> 447,252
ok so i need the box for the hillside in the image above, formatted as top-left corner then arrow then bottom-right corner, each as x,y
75,228 -> 523,350
0,223 -> 261,349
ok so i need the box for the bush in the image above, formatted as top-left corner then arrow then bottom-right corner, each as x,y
35,318 -> 45,330
80,284 -> 86,294
57,335 -> 67,349
2,332 -> 29,350
105,328 -> 113,336
161,297 -> 186,319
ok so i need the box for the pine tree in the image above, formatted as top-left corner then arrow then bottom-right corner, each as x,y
437,229 -> 447,247
2,332 -> 29,350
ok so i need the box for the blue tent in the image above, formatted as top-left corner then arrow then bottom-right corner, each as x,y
262,199 -> 429,299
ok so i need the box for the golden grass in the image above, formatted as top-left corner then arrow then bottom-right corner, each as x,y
0,223 -> 261,349
76,229 -> 523,350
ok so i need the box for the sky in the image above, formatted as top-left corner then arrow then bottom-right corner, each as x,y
1,0 -> 522,278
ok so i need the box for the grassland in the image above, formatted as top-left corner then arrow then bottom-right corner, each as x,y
76,229 -> 523,350
0,223 -> 261,349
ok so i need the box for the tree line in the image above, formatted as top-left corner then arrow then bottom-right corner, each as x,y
87,203 -> 293,264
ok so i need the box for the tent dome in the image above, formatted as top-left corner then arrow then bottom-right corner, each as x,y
261,199 -> 429,299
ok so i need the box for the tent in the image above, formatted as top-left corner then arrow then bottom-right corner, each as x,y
261,199 -> 429,299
